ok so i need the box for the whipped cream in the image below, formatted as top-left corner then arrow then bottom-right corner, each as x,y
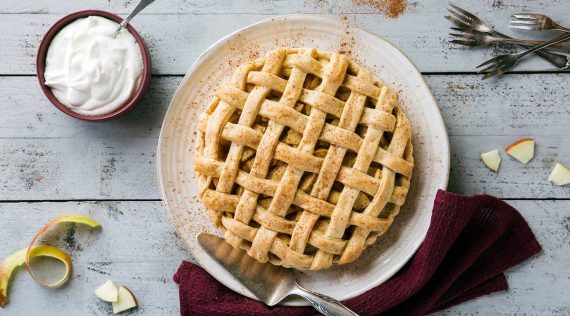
44,16 -> 143,116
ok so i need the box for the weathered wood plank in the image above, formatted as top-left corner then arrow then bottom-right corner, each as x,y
1,74 -> 569,200
0,1 -> 567,315
0,201 -> 190,316
5,0 -> 397,14
2,0 -> 569,74
0,137 -> 159,200
0,76 -> 174,139
0,200 -> 568,315
2,135 -> 567,200
3,74 -> 570,138
0,0 -> 567,16
432,74 -> 570,137
449,135 -> 570,198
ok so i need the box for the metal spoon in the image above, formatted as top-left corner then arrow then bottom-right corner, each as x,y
115,0 -> 156,35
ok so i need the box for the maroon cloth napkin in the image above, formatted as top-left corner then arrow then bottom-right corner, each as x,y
174,190 -> 541,315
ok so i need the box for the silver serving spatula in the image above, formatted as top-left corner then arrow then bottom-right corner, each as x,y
197,233 -> 359,316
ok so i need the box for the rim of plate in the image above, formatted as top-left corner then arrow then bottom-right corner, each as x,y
157,14 -> 450,305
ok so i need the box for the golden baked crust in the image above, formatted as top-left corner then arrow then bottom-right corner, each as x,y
195,48 -> 413,270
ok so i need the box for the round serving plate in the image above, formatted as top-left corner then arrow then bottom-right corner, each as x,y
158,15 -> 449,306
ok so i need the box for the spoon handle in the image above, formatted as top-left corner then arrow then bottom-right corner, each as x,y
116,0 -> 156,33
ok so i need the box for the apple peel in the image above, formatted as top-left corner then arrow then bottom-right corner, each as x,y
1,245 -> 71,307
26,215 -> 101,288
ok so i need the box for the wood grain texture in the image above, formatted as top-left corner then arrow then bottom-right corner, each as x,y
0,200 -> 567,315
0,1 -> 569,314
2,0 -> 570,74
0,0 -> 568,15
1,75 -> 568,200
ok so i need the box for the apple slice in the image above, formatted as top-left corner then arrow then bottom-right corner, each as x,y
481,149 -> 501,172
549,163 -> 570,186
505,138 -> 535,164
95,280 -> 118,303
112,286 -> 138,314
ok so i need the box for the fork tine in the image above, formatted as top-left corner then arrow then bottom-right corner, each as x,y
509,25 -> 538,30
450,27 -> 475,33
450,4 -> 479,21
445,15 -> 471,29
449,39 -> 477,47
476,56 -> 501,68
478,63 -> 500,73
511,16 -> 538,22
449,32 -> 473,39
512,13 -> 539,20
482,67 -> 507,80
447,8 -> 471,23
510,19 -> 540,25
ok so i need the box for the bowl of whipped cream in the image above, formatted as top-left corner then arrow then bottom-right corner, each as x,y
36,10 -> 152,121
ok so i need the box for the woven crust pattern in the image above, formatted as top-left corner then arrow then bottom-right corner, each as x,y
195,48 -> 413,270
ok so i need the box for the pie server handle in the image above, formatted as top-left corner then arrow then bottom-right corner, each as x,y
291,282 -> 359,316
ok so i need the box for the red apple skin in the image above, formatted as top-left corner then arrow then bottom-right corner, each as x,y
505,138 -> 534,152
120,286 -> 138,306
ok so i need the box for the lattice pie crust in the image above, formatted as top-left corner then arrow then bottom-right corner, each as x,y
195,48 -> 413,270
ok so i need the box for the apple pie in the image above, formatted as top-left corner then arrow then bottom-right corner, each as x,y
195,48 -> 413,270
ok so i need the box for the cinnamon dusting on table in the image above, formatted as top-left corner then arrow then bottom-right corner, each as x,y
309,0 -> 329,8
304,0 -> 408,18
353,0 -> 407,18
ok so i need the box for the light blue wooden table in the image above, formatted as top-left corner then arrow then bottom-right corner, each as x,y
0,1 -> 568,315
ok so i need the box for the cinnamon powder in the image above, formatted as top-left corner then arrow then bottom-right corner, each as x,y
353,0 -> 407,18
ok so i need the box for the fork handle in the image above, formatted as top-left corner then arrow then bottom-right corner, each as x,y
495,38 -> 570,51
491,30 -> 569,69
518,33 -> 570,60
554,24 -> 570,33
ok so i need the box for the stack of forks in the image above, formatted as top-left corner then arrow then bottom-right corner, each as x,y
446,4 -> 570,79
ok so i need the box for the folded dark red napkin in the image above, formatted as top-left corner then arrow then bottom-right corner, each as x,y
174,190 -> 541,316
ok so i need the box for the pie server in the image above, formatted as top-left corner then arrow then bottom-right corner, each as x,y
197,233 -> 359,316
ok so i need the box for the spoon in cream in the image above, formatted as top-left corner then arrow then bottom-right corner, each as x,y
115,0 -> 156,35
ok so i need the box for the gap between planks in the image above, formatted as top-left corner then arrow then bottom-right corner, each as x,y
1,71 -> 570,77
1,198 -> 568,203
0,199 -> 162,203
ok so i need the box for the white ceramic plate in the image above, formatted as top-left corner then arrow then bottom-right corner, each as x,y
158,15 -> 449,306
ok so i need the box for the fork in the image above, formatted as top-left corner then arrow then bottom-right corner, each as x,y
449,28 -> 570,52
445,4 -> 569,69
510,13 -> 570,32
477,33 -> 570,79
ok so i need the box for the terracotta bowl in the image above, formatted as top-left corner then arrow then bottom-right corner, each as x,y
36,10 -> 152,121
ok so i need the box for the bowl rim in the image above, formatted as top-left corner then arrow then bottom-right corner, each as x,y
36,9 -> 152,121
